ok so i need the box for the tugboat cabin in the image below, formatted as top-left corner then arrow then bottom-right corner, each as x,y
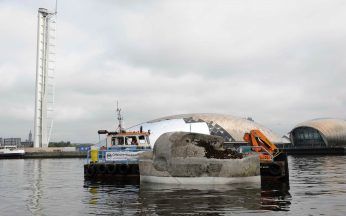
98,130 -> 151,148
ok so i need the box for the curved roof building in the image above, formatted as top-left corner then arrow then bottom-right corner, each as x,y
128,113 -> 287,146
290,118 -> 346,147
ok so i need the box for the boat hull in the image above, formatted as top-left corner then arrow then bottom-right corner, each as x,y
0,153 -> 25,159
84,163 -> 140,183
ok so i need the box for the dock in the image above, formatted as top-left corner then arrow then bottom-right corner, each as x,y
0,147 -> 87,159
23,148 -> 87,158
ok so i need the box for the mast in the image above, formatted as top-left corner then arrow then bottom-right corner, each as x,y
116,101 -> 123,132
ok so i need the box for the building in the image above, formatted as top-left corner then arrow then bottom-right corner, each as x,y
21,130 -> 34,147
290,118 -> 346,148
3,138 -> 21,146
0,138 -> 2,146
29,130 -> 32,142
21,141 -> 34,148
128,113 -> 288,146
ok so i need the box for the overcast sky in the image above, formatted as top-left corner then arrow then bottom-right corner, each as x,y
1,0 -> 345,143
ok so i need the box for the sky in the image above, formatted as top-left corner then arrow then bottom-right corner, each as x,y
0,0 -> 345,143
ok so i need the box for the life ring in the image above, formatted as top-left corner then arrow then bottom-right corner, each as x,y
117,164 -> 129,175
97,164 -> 107,174
106,164 -> 117,174
269,163 -> 282,176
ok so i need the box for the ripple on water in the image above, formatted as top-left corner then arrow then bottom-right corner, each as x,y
0,156 -> 346,215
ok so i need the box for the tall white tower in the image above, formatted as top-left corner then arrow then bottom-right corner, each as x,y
34,8 -> 57,148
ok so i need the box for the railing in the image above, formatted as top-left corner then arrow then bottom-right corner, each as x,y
86,146 -> 151,164
239,145 -> 275,161
280,144 -> 326,149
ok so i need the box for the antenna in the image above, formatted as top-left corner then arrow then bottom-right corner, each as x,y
116,101 -> 123,132
55,0 -> 58,14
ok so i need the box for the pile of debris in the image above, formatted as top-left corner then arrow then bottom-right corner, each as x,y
195,139 -> 243,159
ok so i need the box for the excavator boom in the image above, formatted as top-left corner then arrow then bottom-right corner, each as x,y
243,130 -> 278,155
243,129 -> 289,180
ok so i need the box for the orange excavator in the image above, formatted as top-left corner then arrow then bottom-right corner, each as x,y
243,130 -> 289,181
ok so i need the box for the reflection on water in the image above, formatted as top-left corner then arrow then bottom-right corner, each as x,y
84,179 -> 291,214
1,156 -> 346,215
288,155 -> 346,216
83,182 -> 141,215
27,159 -> 43,215
261,181 -> 291,211
138,183 -> 262,215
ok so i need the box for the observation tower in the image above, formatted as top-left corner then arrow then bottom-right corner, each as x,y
33,7 -> 57,148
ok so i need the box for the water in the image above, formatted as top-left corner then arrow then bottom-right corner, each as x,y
0,156 -> 346,215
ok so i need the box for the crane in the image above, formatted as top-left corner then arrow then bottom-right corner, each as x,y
243,129 -> 281,161
243,129 -> 289,180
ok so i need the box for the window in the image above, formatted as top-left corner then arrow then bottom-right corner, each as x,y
116,137 -> 125,145
293,127 -> 325,147
125,136 -> 138,145
139,135 -> 146,144
304,132 -> 309,139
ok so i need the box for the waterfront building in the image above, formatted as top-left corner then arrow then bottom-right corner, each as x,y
3,138 -> 21,146
0,138 -> 2,145
21,130 -> 34,147
290,118 -> 346,148
29,130 -> 32,142
20,141 -> 33,147
128,113 -> 289,145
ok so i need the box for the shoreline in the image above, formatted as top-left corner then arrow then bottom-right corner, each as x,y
0,147 -> 87,159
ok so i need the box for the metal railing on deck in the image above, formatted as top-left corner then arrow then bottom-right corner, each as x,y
239,145 -> 276,161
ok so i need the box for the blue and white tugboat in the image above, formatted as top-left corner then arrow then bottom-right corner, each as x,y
84,105 -> 151,182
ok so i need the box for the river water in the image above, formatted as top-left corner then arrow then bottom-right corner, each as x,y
0,156 -> 345,215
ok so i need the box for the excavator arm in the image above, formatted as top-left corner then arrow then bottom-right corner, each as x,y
243,129 -> 279,160
243,129 -> 289,180
244,130 -> 278,153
